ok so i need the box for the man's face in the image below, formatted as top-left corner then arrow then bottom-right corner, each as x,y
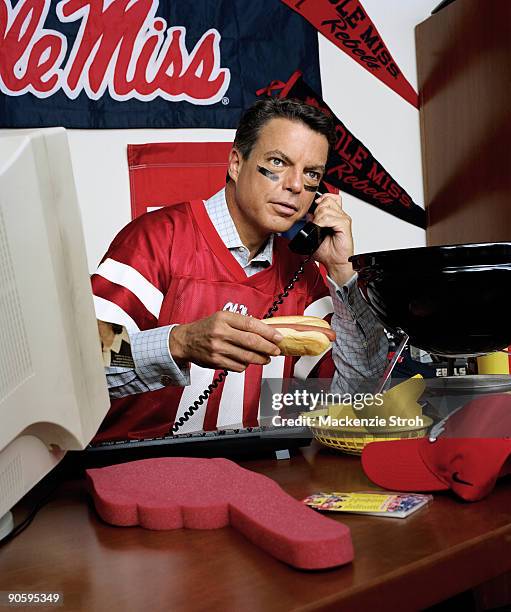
230,117 -> 329,237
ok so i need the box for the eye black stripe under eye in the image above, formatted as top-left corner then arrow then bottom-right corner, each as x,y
257,165 -> 279,181
304,185 -> 317,192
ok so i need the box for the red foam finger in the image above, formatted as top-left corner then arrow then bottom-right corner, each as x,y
86,457 -> 353,570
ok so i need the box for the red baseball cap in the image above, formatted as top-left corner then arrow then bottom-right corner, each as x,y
361,393 -> 511,501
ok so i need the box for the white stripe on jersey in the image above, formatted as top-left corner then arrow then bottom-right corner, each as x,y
295,296 -> 334,379
258,355 -> 286,425
303,295 -> 333,319
216,370 -> 246,429
96,258 -> 164,319
93,295 -> 140,334
174,364 -> 216,434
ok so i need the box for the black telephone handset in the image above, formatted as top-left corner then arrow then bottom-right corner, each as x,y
288,191 -> 334,255
171,191 -> 333,435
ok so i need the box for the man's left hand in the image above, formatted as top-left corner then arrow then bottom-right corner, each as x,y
310,192 -> 355,286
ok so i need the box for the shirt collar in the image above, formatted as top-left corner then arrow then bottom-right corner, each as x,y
204,187 -> 274,264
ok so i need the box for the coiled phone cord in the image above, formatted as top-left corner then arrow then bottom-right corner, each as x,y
171,254 -> 313,434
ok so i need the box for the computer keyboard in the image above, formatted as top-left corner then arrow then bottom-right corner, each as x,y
81,426 -> 312,467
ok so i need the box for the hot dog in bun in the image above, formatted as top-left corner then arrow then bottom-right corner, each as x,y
261,316 -> 335,356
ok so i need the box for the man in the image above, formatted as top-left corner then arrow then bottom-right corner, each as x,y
92,98 -> 388,441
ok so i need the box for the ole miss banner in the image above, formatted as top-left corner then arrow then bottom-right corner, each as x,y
259,72 -> 425,228
282,0 -> 418,108
0,0 -> 321,128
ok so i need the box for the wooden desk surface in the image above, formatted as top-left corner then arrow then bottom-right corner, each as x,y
1,448 -> 511,612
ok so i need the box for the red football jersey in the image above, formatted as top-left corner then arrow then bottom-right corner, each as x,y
92,200 -> 334,441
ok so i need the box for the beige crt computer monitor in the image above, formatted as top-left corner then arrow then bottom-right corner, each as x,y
0,128 -> 110,539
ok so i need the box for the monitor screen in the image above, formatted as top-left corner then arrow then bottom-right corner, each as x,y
0,128 -> 110,536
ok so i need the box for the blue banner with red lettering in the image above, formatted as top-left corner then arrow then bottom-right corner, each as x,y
0,0 -> 321,128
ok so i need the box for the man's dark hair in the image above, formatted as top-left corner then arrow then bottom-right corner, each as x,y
233,98 -> 336,160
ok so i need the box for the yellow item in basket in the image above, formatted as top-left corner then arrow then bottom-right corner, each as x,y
377,374 -> 425,421
306,374 -> 426,425
304,375 -> 431,455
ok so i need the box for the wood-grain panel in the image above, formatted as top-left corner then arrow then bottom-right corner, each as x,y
416,0 -> 511,246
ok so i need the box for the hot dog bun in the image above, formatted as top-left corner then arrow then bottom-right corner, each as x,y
261,316 -> 334,356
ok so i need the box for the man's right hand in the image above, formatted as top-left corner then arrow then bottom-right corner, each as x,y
169,311 -> 283,372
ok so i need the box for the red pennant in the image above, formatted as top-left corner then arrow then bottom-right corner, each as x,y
281,0 -> 418,108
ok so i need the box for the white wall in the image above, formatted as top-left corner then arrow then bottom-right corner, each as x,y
67,128 -> 235,271
9,0 -> 436,271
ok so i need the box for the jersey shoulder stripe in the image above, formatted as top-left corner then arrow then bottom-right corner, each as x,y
95,257 -> 164,319
92,274 -> 158,331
